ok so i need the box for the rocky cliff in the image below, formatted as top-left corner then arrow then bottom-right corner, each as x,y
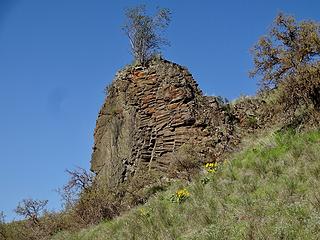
90,59 -> 263,194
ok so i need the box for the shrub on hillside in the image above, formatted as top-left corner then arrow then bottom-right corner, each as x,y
123,169 -> 163,206
251,13 -> 320,111
56,167 -> 121,226
14,198 -> 48,225
278,63 -> 320,111
169,144 -> 202,180
71,184 -> 121,226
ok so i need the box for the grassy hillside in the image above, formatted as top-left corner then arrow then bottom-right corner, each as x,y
52,129 -> 320,240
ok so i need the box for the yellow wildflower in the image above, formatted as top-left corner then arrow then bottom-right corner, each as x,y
175,188 -> 190,203
204,162 -> 218,173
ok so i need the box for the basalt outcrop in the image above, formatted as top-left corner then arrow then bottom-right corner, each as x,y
90,59 -> 262,191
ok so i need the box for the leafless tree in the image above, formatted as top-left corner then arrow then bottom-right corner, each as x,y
14,199 -> 48,225
65,167 -> 93,191
122,5 -> 171,64
57,167 -> 94,209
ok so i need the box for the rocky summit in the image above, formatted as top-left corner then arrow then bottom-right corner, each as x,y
90,58 -> 263,192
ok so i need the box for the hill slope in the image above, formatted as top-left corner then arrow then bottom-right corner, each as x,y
53,128 -> 320,239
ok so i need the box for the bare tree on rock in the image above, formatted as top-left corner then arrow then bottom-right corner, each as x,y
122,5 -> 171,64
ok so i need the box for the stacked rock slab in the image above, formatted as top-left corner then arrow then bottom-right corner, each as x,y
91,59 -> 235,188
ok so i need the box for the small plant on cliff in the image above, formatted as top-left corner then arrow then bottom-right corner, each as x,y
122,5 -> 171,64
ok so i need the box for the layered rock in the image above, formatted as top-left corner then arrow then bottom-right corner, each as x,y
91,59 -> 239,189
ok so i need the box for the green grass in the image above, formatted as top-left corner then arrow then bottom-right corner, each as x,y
52,129 -> 320,240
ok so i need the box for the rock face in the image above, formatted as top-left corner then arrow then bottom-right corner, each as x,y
91,59 -> 241,189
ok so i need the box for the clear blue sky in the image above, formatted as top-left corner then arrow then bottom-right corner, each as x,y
0,0 -> 319,221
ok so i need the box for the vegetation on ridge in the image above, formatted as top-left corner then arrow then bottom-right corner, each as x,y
250,13 -> 320,111
53,129 -> 320,239
1,9 -> 320,240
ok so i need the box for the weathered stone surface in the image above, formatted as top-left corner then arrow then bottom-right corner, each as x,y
91,59 -> 239,189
